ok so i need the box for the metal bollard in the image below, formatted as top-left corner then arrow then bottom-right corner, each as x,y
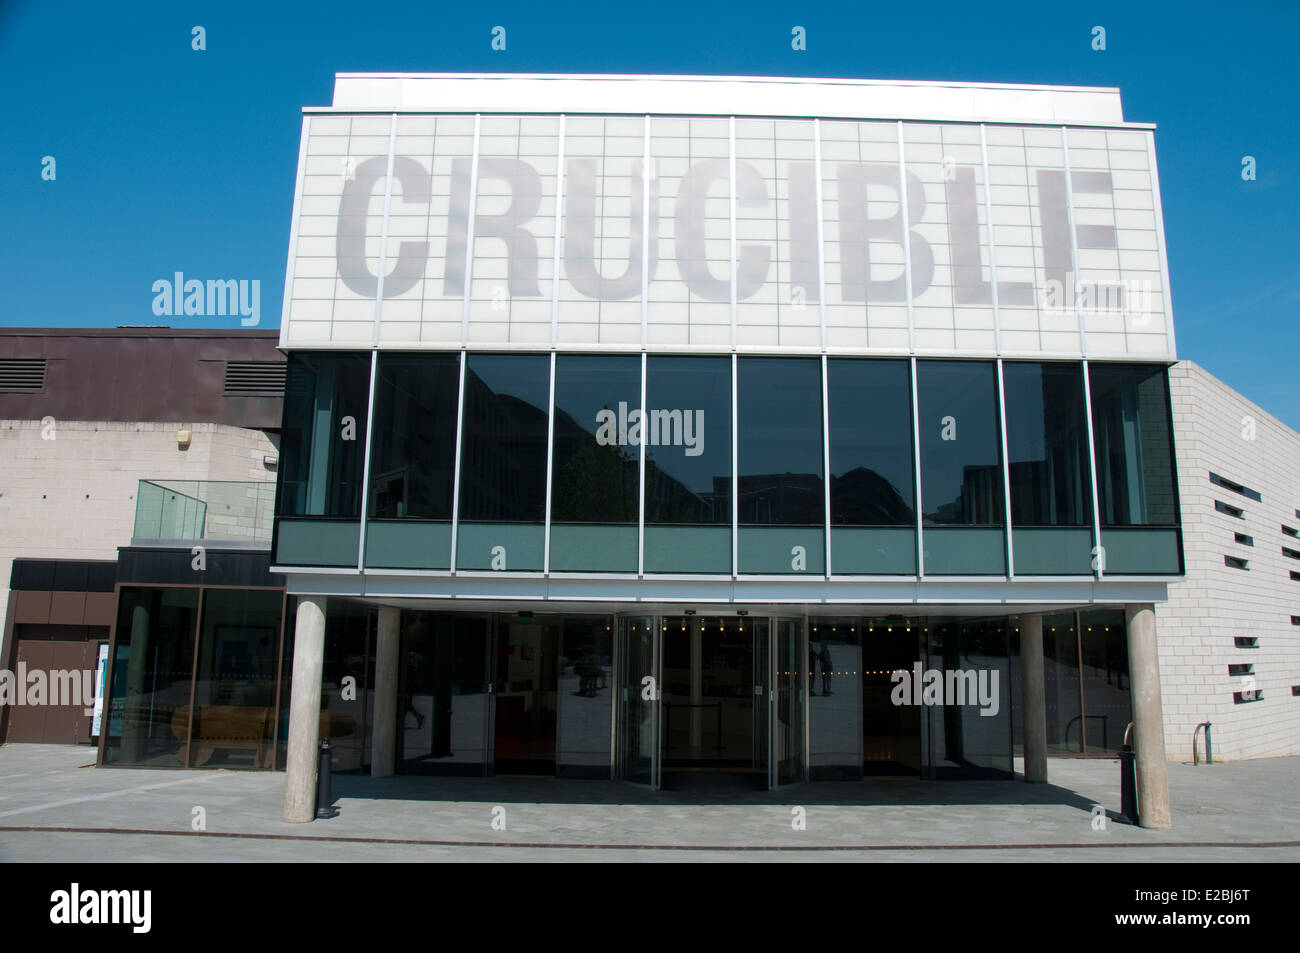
1118,743 -> 1139,825
315,739 -> 338,819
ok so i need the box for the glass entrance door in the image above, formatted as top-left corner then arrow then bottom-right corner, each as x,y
614,616 -> 659,787
774,617 -> 807,786
490,617 -> 559,775
751,618 -> 770,782
397,613 -> 492,775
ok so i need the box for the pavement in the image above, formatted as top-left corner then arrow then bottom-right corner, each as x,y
0,744 -> 1297,862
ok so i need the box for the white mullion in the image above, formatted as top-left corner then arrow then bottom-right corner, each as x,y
449,351 -> 468,573
980,124 -> 1003,357
729,115 -> 738,352
813,118 -> 828,353
551,115 -> 566,349
543,351 -> 557,574
460,114 -> 481,346
638,352 -> 647,576
996,358 -> 1015,578
1082,358 -> 1104,580
355,350 -> 379,571
731,353 -> 739,578
821,354 -> 832,577
911,356 -> 925,578
641,117 -> 651,349
897,122 -> 916,354
1061,126 -> 1087,359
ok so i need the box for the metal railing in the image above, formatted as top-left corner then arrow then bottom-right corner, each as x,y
1193,721 -> 1213,765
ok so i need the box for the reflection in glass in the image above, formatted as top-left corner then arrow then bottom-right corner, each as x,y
857,622 -> 921,775
318,600 -> 372,772
557,617 -> 613,777
493,618 -> 559,775
397,613 -> 491,775
1003,362 -> 1091,526
827,359 -> 914,525
103,587 -> 198,766
369,354 -> 460,519
926,619 -> 1013,777
738,358 -> 824,525
616,616 -> 656,784
278,352 -> 371,517
808,622 -> 863,779
775,619 -> 805,783
1079,609 -> 1131,752
188,588 -> 283,769
1042,612 -> 1083,754
644,357 -> 732,524
1089,363 -> 1178,526
660,617 -> 759,779
458,354 -> 550,522
917,360 -> 1004,525
551,355 -> 640,523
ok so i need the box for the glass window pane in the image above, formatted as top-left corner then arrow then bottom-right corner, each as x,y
189,589 -> 284,769
1042,612 -> 1083,754
1089,363 -> 1178,526
1004,362 -> 1092,527
926,618 -> 1012,777
278,352 -> 371,517
319,600 -> 373,772
551,355 -> 641,523
102,587 -> 198,766
557,617 -> 613,777
397,612 -> 491,774
737,357 -> 824,525
458,354 -> 550,522
1079,609 -> 1131,752
644,356 -> 732,524
917,360 -> 1004,525
369,354 -> 460,519
828,358 -> 914,525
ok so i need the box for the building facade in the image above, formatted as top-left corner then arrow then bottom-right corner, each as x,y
0,329 -> 286,747
269,74 -> 1184,826
1160,362 -> 1300,762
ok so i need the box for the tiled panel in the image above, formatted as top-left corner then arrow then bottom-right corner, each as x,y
283,113 -> 1172,362
648,117 -> 731,347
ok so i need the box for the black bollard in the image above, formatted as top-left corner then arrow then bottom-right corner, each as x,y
315,739 -> 337,819
1118,743 -> 1138,825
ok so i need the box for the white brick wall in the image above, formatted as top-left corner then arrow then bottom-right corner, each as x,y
1161,362 -> 1300,761
0,420 -> 277,657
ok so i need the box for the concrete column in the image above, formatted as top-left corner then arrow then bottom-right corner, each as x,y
1019,615 -> 1048,783
371,606 -> 400,778
283,596 -> 326,823
1125,603 -> 1172,830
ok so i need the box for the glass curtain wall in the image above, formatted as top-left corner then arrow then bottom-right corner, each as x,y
366,353 -> 460,569
1089,363 -> 1182,573
457,354 -> 550,571
275,352 -> 371,567
550,355 -> 641,571
827,359 -> 916,573
103,586 -> 288,770
916,361 -> 1006,574
273,352 -> 1181,578
1003,361 -> 1093,574
737,357 -> 825,573
643,356 -> 733,572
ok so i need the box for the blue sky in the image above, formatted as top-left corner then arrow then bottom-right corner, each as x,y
2,0 -> 1296,426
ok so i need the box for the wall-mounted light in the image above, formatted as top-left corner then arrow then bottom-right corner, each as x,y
263,454 -> 278,469
176,428 -> 192,450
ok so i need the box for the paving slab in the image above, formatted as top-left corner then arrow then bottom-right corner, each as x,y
0,744 -> 1296,862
